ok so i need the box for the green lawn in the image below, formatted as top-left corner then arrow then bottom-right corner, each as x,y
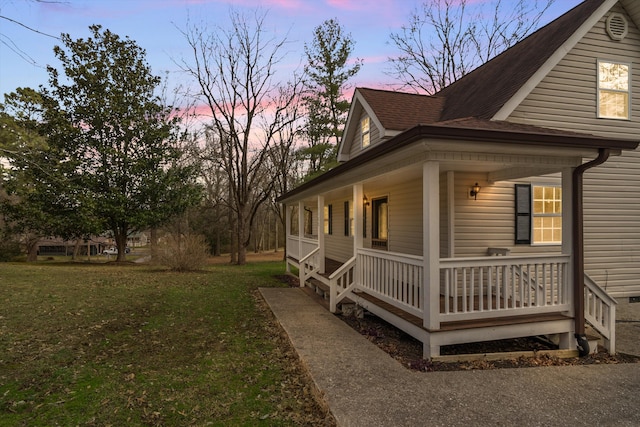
0,261 -> 332,426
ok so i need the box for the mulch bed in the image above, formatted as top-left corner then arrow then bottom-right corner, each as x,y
341,311 -> 640,372
276,275 -> 640,372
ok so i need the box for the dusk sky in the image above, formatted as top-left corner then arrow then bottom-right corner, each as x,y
1,0 -> 583,101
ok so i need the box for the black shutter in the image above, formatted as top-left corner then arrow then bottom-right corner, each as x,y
344,201 -> 349,236
515,184 -> 532,244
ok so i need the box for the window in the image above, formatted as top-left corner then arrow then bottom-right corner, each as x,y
324,204 -> 332,235
533,186 -> 562,244
598,60 -> 630,119
361,116 -> 370,148
515,184 -> 561,245
372,197 -> 388,248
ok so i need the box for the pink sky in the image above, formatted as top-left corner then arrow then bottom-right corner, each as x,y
0,0 -> 582,101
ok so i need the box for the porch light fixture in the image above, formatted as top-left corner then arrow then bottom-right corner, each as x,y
470,183 -> 481,200
363,195 -> 370,206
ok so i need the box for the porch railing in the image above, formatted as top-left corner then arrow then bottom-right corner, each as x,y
439,255 -> 570,322
286,235 -> 318,262
357,248 -> 423,318
293,243 -> 614,351
299,246 -> 321,287
584,273 -> 616,353
328,256 -> 357,313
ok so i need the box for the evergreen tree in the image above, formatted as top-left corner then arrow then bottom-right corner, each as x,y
301,18 -> 362,178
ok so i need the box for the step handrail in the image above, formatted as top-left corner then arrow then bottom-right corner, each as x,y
299,246 -> 320,287
583,273 -> 617,353
327,256 -> 357,313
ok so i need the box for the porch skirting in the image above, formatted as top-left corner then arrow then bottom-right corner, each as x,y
351,291 -> 575,358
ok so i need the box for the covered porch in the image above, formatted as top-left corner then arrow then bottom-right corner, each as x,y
282,149 -> 616,359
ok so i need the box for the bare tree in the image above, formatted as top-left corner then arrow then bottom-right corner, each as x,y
387,0 -> 554,94
179,9 -> 303,265
0,1 -> 64,66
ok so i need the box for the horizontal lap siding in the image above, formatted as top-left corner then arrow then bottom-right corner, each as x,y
508,6 -> 640,297
363,177 -> 423,256
349,110 -> 382,158
454,173 -> 562,257
584,148 -> 640,297
323,199 -> 353,263
386,177 -> 423,256
509,5 -> 640,140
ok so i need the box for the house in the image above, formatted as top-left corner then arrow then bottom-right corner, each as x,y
37,236 -> 109,256
277,0 -> 640,359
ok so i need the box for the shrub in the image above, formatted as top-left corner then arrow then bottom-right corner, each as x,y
156,232 -> 209,271
0,239 -> 22,262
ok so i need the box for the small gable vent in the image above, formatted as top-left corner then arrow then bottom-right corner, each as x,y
606,13 -> 628,41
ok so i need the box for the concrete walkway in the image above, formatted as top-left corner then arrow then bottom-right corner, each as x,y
260,287 -> 640,427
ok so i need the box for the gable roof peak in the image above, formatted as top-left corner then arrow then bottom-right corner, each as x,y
355,87 -> 445,131
436,0 -> 611,121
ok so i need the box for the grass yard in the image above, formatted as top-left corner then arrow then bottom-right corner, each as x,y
0,259 -> 333,426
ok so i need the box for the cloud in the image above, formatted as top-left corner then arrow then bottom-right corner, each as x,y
176,0 -> 307,9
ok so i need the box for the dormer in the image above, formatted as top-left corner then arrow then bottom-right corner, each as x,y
337,88 -> 445,162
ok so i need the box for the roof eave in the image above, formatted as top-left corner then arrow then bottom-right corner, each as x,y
276,124 -> 638,203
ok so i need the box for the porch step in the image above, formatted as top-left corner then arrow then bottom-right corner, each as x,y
302,278 -> 355,314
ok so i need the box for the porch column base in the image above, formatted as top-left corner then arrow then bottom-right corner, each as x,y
559,331 -> 577,351
423,336 -> 440,359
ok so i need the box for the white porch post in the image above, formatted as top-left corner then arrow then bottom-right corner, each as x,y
423,161 -> 440,358
353,184 -> 364,253
561,168 -> 576,350
284,203 -> 291,273
317,195 -> 325,274
446,170 -> 455,258
298,200 -> 305,288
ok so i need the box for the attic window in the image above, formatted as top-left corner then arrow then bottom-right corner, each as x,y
361,116 -> 370,148
606,13 -> 628,41
598,60 -> 630,120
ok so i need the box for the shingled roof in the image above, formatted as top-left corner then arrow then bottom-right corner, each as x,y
355,0 -> 606,133
357,88 -> 444,130
436,0 -> 605,121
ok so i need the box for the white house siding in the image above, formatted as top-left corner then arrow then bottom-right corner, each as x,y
348,111 -> 382,159
583,146 -> 640,297
453,172 -> 563,258
507,5 -> 640,297
508,4 -> 640,139
323,199 -> 354,263
362,176 -> 423,257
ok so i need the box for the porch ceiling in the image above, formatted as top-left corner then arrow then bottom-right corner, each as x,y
290,141 -> 585,204
279,122 -> 637,204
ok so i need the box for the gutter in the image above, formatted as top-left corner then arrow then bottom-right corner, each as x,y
277,123 -> 637,203
572,148 -> 610,356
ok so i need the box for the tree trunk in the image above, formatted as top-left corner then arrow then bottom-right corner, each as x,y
214,204 -> 221,256
150,227 -> 158,261
115,230 -> 128,262
26,242 -> 38,262
73,240 -> 81,261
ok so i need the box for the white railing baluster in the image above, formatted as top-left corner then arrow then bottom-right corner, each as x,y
439,255 -> 570,322
355,251 -> 572,327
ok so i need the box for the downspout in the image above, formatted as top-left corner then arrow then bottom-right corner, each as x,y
572,148 -> 610,356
